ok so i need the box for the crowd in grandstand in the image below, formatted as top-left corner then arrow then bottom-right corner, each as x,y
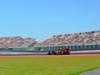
41,31 -> 100,46
0,36 -> 36,48
0,31 -> 100,48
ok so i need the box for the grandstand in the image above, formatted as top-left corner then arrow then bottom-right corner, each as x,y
0,31 -> 100,55
41,31 -> 100,46
34,31 -> 100,54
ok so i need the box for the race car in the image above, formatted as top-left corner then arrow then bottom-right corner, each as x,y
48,48 -> 70,55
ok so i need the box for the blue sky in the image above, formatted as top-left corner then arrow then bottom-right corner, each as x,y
0,0 -> 100,41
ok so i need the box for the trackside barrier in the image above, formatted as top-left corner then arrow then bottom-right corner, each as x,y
0,50 -> 100,56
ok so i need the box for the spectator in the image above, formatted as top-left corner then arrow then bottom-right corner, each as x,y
41,31 -> 100,46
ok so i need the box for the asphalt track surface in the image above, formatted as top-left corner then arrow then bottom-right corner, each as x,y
0,54 -> 100,57
81,69 -> 100,75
